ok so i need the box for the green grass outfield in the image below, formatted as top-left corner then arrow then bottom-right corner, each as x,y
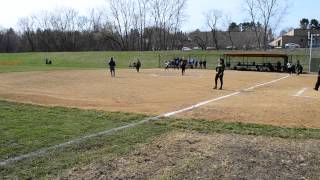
0,51 -> 221,73
1,100 -> 320,179
0,49 -> 317,73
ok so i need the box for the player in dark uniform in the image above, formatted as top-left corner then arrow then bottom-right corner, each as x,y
136,59 -> 141,72
199,60 -> 203,69
214,58 -> 225,90
108,57 -> 116,77
203,60 -> 207,69
181,58 -> 187,76
296,60 -> 303,75
315,65 -> 320,91
287,62 -> 292,74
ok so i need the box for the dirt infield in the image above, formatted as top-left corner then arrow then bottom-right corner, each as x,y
178,74 -> 320,128
63,132 -> 320,179
0,69 -> 319,128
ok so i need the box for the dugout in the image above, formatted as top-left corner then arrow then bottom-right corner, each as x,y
223,51 -> 290,72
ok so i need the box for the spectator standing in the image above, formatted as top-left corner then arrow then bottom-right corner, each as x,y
203,59 -> 207,69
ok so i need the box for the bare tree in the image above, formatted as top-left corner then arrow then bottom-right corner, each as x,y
136,0 -> 150,50
149,0 -> 187,50
189,29 -> 209,50
224,15 -> 235,49
170,0 -> 187,50
245,0 -> 262,49
45,7 -> 80,50
244,0 -> 289,50
150,0 -> 171,50
65,8 -> 79,50
108,0 -> 136,50
87,8 -> 105,32
205,9 -> 222,50
32,11 -> 53,51
18,16 -> 36,51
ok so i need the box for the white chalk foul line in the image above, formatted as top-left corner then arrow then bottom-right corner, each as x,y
0,74 -> 290,167
244,75 -> 290,91
163,92 -> 241,117
0,116 -> 161,167
294,88 -> 308,97
294,95 -> 319,99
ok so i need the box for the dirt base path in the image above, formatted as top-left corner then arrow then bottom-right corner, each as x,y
62,132 -> 320,179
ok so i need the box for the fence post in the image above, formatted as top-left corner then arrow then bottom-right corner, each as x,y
158,54 -> 161,68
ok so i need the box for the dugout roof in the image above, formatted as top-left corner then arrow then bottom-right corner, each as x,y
224,51 -> 288,60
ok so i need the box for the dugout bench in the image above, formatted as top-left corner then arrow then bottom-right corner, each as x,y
224,51 -> 289,72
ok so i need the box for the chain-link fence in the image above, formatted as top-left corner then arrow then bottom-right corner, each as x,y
311,58 -> 320,72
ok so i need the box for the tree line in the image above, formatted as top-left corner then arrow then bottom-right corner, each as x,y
0,0 -> 291,52
0,0 -> 188,52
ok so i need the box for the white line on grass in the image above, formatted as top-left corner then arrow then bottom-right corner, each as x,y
0,74 -> 290,167
0,116 -> 161,167
294,88 -> 308,97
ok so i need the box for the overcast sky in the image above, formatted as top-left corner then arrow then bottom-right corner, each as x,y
0,0 -> 319,34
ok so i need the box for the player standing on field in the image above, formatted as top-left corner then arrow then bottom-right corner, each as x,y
287,62 -> 292,74
314,65 -> 320,91
136,59 -> 141,72
296,60 -> 303,75
181,57 -> 187,76
108,57 -> 116,77
214,58 -> 225,90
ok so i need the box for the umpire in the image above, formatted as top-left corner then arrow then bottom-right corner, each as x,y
315,65 -> 320,91
108,57 -> 116,77
214,58 -> 225,90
